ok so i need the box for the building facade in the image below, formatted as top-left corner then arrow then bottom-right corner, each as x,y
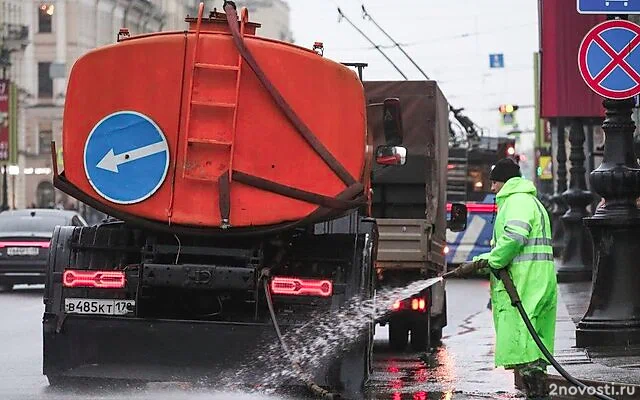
3,0 -> 290,211
3,0 -> 198,210
239,0 -> 293,42
201,0 -> 293,42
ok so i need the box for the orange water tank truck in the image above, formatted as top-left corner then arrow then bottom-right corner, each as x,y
42,2 -> 415,397
55,1 -> 369,233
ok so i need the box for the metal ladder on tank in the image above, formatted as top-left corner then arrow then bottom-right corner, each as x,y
178,4 -> 248,228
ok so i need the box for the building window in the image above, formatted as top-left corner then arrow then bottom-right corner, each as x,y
38,3 -> 55,33
38,62 -> 53,98
38,128 -> 52,155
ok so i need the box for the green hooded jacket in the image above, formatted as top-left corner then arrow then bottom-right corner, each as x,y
474,177 -> 557,368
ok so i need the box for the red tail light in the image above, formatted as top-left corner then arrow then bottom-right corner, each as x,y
392,295 -> 428,313
447,203 -> 497,213
270,276 -> 333,297
0,241 -> 50,248
63,270 -> 126,289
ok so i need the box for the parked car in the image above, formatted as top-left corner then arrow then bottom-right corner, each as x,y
0,209 -> 87,291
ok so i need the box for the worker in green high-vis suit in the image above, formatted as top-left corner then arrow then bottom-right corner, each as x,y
451,158 -> 557,400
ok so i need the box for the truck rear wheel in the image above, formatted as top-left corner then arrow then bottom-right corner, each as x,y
410,323 -> 428,351
430,327 -> 443,343
327,217 -> 377,398
389,320 -> 408,351
43,224 -> 143,383
332,333 -> 371,399
47,375 -> 82,388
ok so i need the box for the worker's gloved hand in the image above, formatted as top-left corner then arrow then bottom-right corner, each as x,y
451,259 -> 489,277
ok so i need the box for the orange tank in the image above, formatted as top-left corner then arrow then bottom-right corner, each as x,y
57,4 -> 370,232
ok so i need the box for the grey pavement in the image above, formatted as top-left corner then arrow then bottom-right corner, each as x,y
542,282 -> 640,399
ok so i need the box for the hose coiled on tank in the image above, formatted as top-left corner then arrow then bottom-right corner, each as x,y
260,269 -> 340,399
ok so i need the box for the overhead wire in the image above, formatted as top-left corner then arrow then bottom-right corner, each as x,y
336,7 -> 408,79
330,23 -> 537,51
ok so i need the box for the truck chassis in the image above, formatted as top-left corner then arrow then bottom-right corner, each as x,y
43,212 -> 377,398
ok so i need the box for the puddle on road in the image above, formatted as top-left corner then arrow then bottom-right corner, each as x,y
367,334 -> 524,400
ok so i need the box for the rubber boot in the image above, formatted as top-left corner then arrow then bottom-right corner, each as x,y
522,370 -> 550,400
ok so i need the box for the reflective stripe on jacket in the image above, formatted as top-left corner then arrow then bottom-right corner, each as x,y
474,177 -> 557,368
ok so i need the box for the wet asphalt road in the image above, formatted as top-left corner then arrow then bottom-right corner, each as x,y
0,279 -> 523,400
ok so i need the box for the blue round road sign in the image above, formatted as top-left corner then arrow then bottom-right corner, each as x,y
84,111 -> 169,204
579,19 -> 640,100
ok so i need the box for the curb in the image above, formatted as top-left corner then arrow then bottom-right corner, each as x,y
547,374 -> 640,399
515,371 -> 640,399
546,373 -> 640,388
543,373 -> 638,400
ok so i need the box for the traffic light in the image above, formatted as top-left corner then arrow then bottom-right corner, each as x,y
498,104 -> 519,113
499,104 -> 519,126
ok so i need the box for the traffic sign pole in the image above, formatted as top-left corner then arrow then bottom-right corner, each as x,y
576,0 -> 640,347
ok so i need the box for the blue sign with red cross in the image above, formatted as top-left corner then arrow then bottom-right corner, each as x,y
578,19 -> 640,100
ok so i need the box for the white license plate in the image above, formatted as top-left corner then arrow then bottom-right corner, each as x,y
64,298 -> 135,315
7,247 -> 39,256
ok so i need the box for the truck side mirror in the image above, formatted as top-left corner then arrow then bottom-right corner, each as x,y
383,98 -> 403,146
375,145 -> 407,166
447,203 -> 467,232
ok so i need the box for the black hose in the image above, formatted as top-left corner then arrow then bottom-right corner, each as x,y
496,269 -> 616,400
262,276 -> 340,399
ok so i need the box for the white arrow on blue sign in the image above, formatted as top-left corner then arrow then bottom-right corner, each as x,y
578,0 -> 640,14
84,111 -> 169,204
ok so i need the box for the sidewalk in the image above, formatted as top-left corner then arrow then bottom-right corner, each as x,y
535,281 -> 640,399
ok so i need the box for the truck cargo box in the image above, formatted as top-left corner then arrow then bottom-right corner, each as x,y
364,81 -> 449,242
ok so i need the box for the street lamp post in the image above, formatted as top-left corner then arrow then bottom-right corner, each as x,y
551,118 -> 568,257
557,118 -> 594,281
1,166 -> 7,211
577,97 -> 640,347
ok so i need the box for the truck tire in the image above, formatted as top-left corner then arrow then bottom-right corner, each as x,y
429,291 -> 446,345
389,320 -> 408,351
47,375 -> 81,388
43,224 -> 142,384
0,283 -> 13,292
335,334 -> 371,399
410,323 -> 428,351
328,218 -> 377,398
430,327 -> 443,343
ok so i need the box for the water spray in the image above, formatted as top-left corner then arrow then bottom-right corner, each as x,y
261,269 -> 340,399
443,269 -> 616,400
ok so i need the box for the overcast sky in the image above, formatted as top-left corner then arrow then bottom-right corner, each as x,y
288,0 -> 540,136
